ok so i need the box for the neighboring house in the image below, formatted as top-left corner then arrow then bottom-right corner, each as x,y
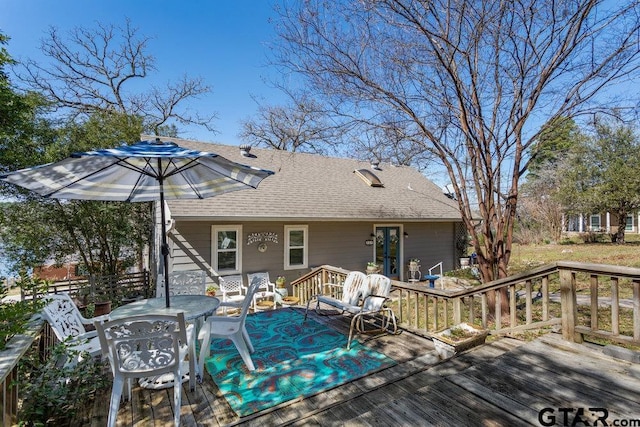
160,137 -> 464,288
33,262 -> 82,281
564,212 -> 640,234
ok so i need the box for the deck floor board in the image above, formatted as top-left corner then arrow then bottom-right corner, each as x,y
74,307 -> 640,426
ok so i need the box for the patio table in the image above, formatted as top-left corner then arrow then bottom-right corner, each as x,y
109,294 -> 220,388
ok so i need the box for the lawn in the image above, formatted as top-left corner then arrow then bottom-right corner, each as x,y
508,235 -> 640,275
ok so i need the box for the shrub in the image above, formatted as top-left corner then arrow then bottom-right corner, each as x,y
0,273 -> 48,351
444,268 -> 479,281
18,343 -> 109,425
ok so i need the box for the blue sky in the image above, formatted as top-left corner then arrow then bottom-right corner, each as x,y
0,0 -> 285,146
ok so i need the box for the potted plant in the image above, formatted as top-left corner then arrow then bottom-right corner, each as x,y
206,285 -> 218,296
366,262 -> 379,274
275,276 -> 286,288
431,322 -> 488,359
408,258 -> 420,271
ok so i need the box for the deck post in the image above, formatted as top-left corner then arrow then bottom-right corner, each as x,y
559,269 -> 581,343
453,297 -> 461,324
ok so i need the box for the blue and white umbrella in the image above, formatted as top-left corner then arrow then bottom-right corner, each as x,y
1,138 -> 274,307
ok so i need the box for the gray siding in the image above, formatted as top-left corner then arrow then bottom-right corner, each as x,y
169,220 -> 460,287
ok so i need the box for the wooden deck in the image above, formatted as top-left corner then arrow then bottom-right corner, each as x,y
75,307 -> 640,426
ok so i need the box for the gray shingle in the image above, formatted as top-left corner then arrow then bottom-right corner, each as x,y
154,136 -> 461,221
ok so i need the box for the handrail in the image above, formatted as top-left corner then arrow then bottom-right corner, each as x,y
0,316 -> 55,426
428,262 -> 443,277
291,265 -> 351,302
21,270 -> 152,309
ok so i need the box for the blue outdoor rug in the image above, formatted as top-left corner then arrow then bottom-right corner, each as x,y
203,307 -> 396,417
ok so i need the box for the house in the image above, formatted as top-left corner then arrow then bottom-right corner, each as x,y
33,262 -> 82,281
159,137 -> 464,288
564,212 -> 640,234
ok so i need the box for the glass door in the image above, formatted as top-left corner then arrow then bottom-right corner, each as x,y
375,226 -> 400,279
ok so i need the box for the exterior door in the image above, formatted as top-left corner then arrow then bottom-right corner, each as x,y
375,226 -> 400,279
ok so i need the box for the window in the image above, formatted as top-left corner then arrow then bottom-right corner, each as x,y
284,225 -> 308,270
212,225 -> 242,273
626,215 -> 634,231
590,215 -> 601,230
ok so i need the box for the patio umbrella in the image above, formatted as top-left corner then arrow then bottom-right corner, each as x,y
1,138 -> 274,307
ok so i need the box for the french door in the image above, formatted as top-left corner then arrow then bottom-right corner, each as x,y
374,226 -> 400,279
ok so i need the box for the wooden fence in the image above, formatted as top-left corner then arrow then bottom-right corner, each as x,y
21,270 -> 153,309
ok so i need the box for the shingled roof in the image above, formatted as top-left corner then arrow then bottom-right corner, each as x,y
158,136 -> 461,222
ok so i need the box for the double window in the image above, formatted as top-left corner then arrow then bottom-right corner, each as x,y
212,225 -> 242,273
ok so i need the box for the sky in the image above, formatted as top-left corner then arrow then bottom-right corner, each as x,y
0,0 -> 285,146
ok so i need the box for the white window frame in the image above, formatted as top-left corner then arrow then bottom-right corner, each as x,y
626,215 -> 634,231
284,225 -> 308,270
590,215 -> 601,230
211,225 -> 242,274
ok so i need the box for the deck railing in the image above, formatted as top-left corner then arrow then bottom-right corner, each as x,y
292,262 -> 640,346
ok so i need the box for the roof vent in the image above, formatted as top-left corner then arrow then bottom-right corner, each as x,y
371,160 -> 381,170
354,169 -> 384,187
239,144 -> 252,157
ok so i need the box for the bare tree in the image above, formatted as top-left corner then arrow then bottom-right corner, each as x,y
274,0 -> 640,282
16,19 -> 216,135
239,92 -> 344,154
518,164 -> 567,243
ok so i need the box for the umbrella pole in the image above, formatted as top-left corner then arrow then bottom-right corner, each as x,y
158,173 -> 171,308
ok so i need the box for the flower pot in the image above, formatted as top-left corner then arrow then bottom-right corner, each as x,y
93,301 -> 112,316
431,323 -> 488,359
366,266 -> 379,274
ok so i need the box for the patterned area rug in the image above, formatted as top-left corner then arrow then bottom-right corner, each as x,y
203,307 -> 396,417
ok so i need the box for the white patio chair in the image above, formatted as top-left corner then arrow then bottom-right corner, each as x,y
96,312 -> 194,427
41,293 -> 109,366
157,270 -> 207,297
218,274 -> 247,304
246,272 -> 276,311
198,276 -> 262,375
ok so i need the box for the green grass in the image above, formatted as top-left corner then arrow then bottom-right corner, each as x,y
508,237 -> 640,275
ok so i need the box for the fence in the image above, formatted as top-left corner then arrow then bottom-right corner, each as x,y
21,270 -> 152,309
